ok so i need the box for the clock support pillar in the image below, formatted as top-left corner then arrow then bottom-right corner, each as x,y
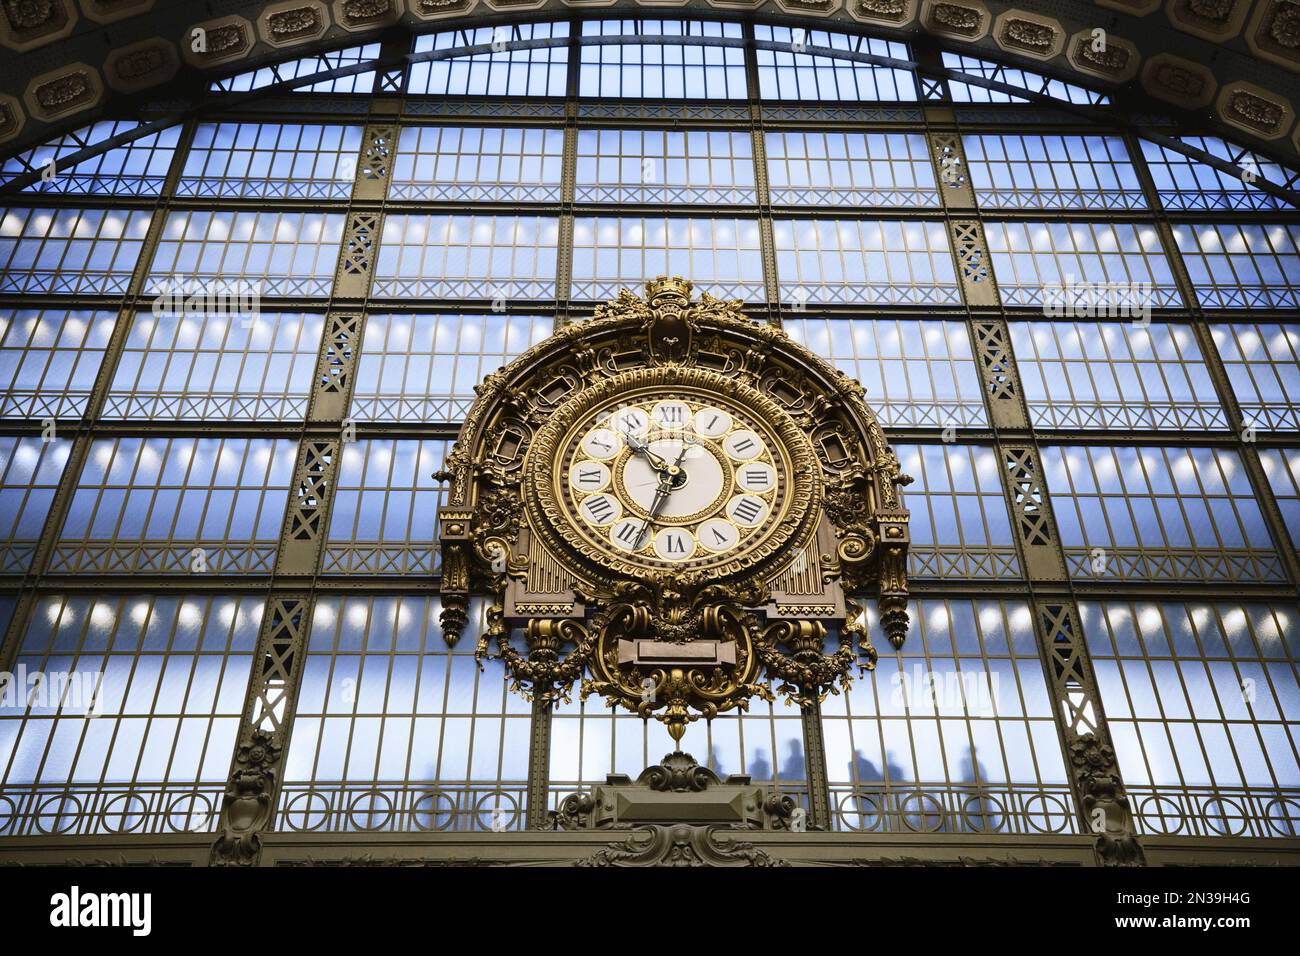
525,697 -> 554,830
800,700 -> 834,831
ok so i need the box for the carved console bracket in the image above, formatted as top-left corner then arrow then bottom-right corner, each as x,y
553,751 -> 806,833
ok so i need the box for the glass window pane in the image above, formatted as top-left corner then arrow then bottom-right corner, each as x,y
825,599 -> 1073,834
1013,322 -> 1224,430
964,134 -> 1144,210
1213,323 -> 1300,430
105,311 -> 322,421
0,309 -> 114,418
0,594 -> 260,835
766,131 -> 938,208
178,123 -> 363,200
279,597 -> 531,833
774,218 -> 959,306
1083,600 -> 1299,837
571,217 -> 763,301
1043,446 -> 1284,583
54,437 -> 295,574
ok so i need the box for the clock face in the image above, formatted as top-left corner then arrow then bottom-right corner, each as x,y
555,390 -> 791,571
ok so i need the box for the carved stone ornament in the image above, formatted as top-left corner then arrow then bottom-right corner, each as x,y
993,12 -> 1064,60
1229,90 -> 1284,129
1069,733 -> 1144,867
1006,20 -> 1053,49
439,279 -> 911,743
849,0 -> 913,24
82,0 -> 155,25
1269,0 -> 1300,47
577,824 -> 788,867
344,0 -> 392,21
0,95 -> 23,143
336,0 -> 399,29
35,72 -> 88,109
24,64 -> 101,120
270,6 -> 322,38
0,0 -> 74,52
1067,29 -> 1139,83
1217,81 -> 1293,139
183,16 -> 254,68
925,0 -> 987,39
112,45 -> 164,79
1247,1 -> 1300,70
774,0 -> 840,15
106,39 -> 180,93
2,0 -> 59,31
1168,0 -> 1251,41
211,729 -> 282,866
411,0 -> 475,17
1140,53 -> 1216,109
204,25 -> 246,56
259,1 -> 328,48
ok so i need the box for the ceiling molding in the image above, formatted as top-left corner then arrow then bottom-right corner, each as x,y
0,0 -> 1295,164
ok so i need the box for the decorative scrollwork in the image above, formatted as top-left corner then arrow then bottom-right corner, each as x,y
472,482 -> 522,543
755,619 -> 854,707
581,576 -> 774,742
480,602 -> 596,705
577,824 -> 788,867
637,750 -> 724,792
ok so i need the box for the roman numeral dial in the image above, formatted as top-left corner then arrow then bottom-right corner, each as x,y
562,394 -> 787,570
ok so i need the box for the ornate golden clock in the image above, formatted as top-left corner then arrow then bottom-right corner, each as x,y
438,278 -> 911,742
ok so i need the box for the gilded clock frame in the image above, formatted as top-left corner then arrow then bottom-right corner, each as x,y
437,276 -> 913,741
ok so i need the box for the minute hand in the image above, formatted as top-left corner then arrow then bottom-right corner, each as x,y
635,474 -> 675,550
633,438 -> 695,550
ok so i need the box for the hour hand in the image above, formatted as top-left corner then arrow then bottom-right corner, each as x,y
622,430 -> 671,473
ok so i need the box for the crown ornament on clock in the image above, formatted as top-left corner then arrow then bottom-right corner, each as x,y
436,278 -> 911,743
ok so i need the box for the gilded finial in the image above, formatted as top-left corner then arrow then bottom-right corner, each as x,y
646,275 -> 693,301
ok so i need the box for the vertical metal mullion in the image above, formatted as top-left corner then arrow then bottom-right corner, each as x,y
525,695 -> 553,829
743,21 -> 779,325
209,68 -> 413,860
524,17 -> 582,826
553,22 -> 581,327
917,119 -> 1147,861
799,700 -> 832,829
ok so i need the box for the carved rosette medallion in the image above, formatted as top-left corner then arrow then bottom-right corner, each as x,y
438,278 -> 911,742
